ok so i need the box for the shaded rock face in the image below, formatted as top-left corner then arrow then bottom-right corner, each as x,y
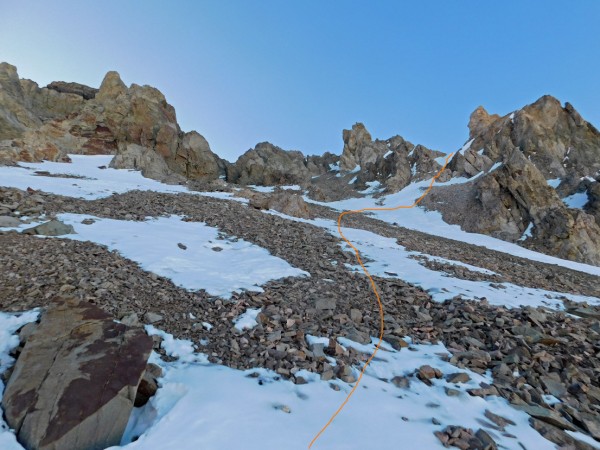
426,95 -> 600,266
0,62 -> 224,183
425,148 -> 600,265
227,142 -> 313,186
46,81 -> 99,100
2,297 -> 152,450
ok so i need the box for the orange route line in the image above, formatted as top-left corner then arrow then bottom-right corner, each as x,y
308,152 -> 454,449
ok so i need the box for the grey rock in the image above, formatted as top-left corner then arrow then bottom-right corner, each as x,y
343,327 -> 371,345
512,404 -> 576,431
315,298 -> 336,310
144,312 -> 163,324
475,429 -> 498,450
446,372 -> 471,384
23,219 -> 75,236
0,215 -> 20,227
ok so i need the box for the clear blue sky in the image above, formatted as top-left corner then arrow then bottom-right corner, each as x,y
1,1 -> 598,161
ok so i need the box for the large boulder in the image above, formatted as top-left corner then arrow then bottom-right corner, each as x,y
227,142 -> 311,186
109,143 -> 184,183
240,189 -> 313,219
22,219 -> 75,236
2,297 -> 153,450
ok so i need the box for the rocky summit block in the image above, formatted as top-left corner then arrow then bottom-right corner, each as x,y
2,297 -> 153,450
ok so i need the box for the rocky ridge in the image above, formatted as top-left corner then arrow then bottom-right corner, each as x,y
2,61 -> 599,264
0,63 -> 226,183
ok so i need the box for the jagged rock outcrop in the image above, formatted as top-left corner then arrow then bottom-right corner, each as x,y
0,62 -> 224,182
425,96 -> 600,266
338,123 -> 449,193
450,96 -> 600,184
2,296 -> 152,450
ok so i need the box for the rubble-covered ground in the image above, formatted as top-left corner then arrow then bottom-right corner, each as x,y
1,156 -> 600,449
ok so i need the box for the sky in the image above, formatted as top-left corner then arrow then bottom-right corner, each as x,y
0,1 -> 598,161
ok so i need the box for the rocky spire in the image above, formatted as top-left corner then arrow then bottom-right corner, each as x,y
468,106 -> 499,139
96,71 -> 127,101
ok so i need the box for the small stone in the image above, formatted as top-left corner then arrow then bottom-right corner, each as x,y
0,216 -> 20,227
475,429 -> 498,449
315,298 -> 336,310
540,376 -> 567,398
467,383 -> 499,398
321,370 -> 334,381
343,327 -> 371,344
267,330 -> 282,342
81,218 -> 95,225
446,372 -> 471,384
579,413 -> 600,440
417,365 -> 442,385
177,242 -> 187,250
144,312 -> 163,324
211,246 -> 223,252
484,410 -> 515,430
445,388 -> 461,397
134,368 -> 159,407
121,313 -> 141,327
275,404 -> 291,413
384,335 -> 409,350
350,309 -> 363,323
391,376 -> 410,389
434,431 -> 449,445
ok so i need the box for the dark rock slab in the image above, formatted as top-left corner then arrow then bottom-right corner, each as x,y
2,297 -> 152,450
46,81 -> 99,100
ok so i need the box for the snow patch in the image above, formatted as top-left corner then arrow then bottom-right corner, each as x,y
358,181 -> 382,195
0,155 -> 243,203
458,139 -> 474,155
110,332 -> 554,450
519,222 -> 534,241
233,308 -> 261,331
48,213 -> 309,298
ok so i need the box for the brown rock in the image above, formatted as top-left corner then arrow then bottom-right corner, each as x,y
2,297 -> 152,450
